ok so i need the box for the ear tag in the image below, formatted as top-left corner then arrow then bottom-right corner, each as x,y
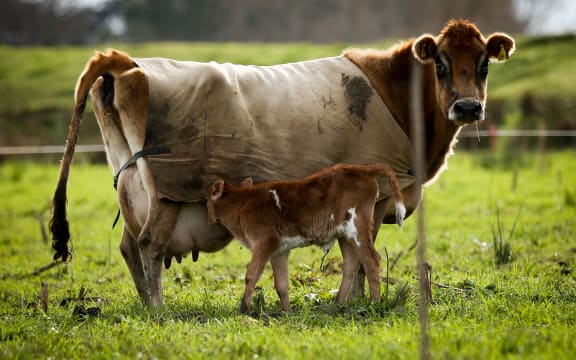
498,44 -> 507,61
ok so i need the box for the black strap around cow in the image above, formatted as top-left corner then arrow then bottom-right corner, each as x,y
113,145 -> 171,190
111,145 -> 171,229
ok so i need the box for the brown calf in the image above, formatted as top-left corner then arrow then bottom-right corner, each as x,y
206,163 -> 405,313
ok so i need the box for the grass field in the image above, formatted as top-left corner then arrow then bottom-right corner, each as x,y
1,34 -> 576,114
1,150 -> 575,359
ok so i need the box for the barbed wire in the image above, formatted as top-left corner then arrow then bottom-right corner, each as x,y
0,130 -> 575,155
0,145 -> 104,155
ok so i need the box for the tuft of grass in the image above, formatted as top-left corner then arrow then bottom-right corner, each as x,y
491,205 -> 522,266
565,188 -> 576,207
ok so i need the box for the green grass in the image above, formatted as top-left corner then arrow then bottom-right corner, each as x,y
1,151 -> 575,359
488,35 -> 576,101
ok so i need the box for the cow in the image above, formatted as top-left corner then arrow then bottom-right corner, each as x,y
50,19 -> 515,307
205,163 -> 405,313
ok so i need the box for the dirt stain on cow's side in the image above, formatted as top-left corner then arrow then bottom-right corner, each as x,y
122,187 -> 133,213
145,99 -> 172,147
341,73 -> 373,125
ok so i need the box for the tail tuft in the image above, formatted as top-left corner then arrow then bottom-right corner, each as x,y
50,180 -> 72,262
395,201 -> 406,229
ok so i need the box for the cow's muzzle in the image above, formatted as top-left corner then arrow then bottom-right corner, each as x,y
449,99 -> 485,124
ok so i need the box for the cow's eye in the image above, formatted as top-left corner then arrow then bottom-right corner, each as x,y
435,58 -> 447,77
479,60 -> 489,78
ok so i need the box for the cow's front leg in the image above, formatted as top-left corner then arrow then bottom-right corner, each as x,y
119,227 -> 149,303
138,199 -> 179,307
270,251 -> 291,312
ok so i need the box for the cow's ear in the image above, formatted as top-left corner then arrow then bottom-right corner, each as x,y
240,177 -> 253,187
486,33 -> 515,62
210,180 -> 225,201
412,35 -> 437,63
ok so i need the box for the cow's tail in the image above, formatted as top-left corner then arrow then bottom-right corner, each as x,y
366,164 -> 406,228
50,49 -> 137,262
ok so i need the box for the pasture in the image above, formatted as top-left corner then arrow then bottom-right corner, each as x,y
1,150 -> 574,359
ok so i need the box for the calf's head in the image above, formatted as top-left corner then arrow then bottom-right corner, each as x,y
206,178 -> 253,224
206,179 -> 226,224
412,19 -> 515,125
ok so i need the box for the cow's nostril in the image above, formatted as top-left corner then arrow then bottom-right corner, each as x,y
472,103 -> 483,117
453,102 -> 465,117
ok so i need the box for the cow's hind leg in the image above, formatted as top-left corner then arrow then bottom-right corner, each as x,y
138,200 -> 179,307
270,251 -> 291,312
119,227 -> 149,303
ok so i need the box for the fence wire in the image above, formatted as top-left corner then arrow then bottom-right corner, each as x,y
1,131 -> 574,155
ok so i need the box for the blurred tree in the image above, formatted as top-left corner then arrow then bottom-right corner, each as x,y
119,0 -> 226,41
1,0 -> 528,44
119,0 -> 526,42
0,0 -> 121,45
515,0 -> 563,34
402,0 -> 527,36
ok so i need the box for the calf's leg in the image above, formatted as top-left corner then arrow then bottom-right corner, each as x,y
240,245 -> 272,314
347,199 -> 387,300
349,185 -> 422,300
350,211 -> 381,301
336,237 -> 361,304
354,242 -> 381,301
270,251 -> 291,312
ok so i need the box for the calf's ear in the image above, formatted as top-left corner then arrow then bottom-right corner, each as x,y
486,33 -> 515,62
210,180 -> 225,201
412,35 -> 437,63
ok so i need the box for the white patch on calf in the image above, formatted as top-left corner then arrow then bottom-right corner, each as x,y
395,201 -> 406,229
269,189 -> 281,211
336,207 -> 359,247
329,214 -> 335,223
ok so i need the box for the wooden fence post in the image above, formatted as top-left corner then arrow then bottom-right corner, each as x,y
411,59 -> 430,360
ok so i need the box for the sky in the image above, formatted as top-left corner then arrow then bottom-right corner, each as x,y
59,0 -> 576,35
515,0 -> 576,34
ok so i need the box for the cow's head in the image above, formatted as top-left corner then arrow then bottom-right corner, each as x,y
412,19 -> 515,125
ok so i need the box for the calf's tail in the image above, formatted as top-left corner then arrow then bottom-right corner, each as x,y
366,164 -> 406,228
50,49 -> 136,262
